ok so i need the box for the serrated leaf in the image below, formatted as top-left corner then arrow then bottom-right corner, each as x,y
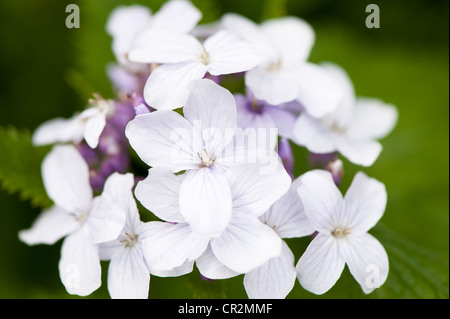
0,126 -> 52,208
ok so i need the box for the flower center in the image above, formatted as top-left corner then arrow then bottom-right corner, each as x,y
331,227 -> 352,238
121,233 -> 139,248
266,58 -> 282,72
201,48 -> 210,65
198,149 -> 216,168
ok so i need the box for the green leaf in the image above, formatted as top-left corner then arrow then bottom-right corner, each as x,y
261,0 -> 287,20
0,126 -> 52,208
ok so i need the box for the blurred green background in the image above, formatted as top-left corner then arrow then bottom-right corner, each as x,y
0,0 -> 448,299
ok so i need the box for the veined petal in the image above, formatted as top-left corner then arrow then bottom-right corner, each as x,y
143,62 -> 207,110
244,241 -> 296,299
296,233 -> 345,295
42,145 -> 92,215
204,30 -> 264,76
196,245 -> 240,280
125,111 -> 201,171
107,247 -> 150,299
179,168 -> 233,237
135,168 -> 185,223
129,29 -> 203,64
340,233 -> 389,294
32,117 -> 83,146
343,172 -> 387,233
18,206 -> 79,246
141,222 -> 209,270
151,0 -> 201,33
226,163 -> 291,217
262,177 -> 314,239
211,213 -> 282,273
297,170 -> 344,234
334,135 -> 382,167
292,113 -> 337,154
58,227 -> 101,296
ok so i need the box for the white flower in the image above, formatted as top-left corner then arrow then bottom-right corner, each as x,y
18,145 -> 126,296
134,163 -> 291,275
129,23 -> 264,109
32,95 -> 115,149
221,14 -> 342,118
293,63 -> 398,167
296,169 -> 389,295
126,79 -> 278,237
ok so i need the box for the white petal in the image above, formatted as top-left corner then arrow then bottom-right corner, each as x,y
296,233 -> 345,295
143,62 -> 206,110
58,227 -> 101,296
260,17 -> 315,66
296,63 -> 342,118
211,214 -> 282,273
340,233 -> 389,294
292,113 -> 337,154
244,241 -> 296,299
245,67 -> 300,106
346,98 -> 398,140
141,222 -> 209,270
125,111 -> 200,171
107,247 -> 150,299
226,163 -> 291,217
297,170 -> 344,234
130,29 -> 203,64
184,79 -> 237,155
196,245 -> 240,280
32,117 -> 83,146
42,145 -> 92,215
151,0 -> 201,33
83,111 -> 107,149
179,168 -> 233,237
262,177 -> 314,238
150,260 -> 194,278
343,172 -> 387,233
334,135 -> 382,167
18,206 -> 79,246
204,30 -> 263,76
134,168 -> 185,223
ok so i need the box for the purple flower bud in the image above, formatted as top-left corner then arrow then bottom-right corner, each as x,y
327,159 -> 344,185
278,138 -> 295,179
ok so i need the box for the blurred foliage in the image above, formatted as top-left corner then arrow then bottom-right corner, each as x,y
0,0 -> 448,299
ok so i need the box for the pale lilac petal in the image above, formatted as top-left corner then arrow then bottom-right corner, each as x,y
264,105 -> 297,139
334,135 -> 382,167
297,170 -> 344,234
211,214 -> 282,273
244,241 -> 296,299
32,117 -> 83,146
151,0 -> 201,33
125,111 -> 200,171
343,172 -> 387,233
143,62 -> 207,110
134,168 -> 185,223
292,113 -> 337,154
141,222 -> 209,270
196,245 -> 240,280
179,168 -> 233,237
340,233 -> 389,294
58,227 -> 101,296
107,247 -> 150,299
226,163 -> 291,217
83,111 -> 107,149
42,145 -> 93,215
262,177 -> 314,238
204,30 -> 264,76
18,206 -> 79,246
296,233 -> 345,295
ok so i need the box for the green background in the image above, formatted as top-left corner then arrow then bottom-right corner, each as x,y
0,0 -> 448,299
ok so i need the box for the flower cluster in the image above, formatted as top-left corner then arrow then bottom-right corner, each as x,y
19,0 -> 397,299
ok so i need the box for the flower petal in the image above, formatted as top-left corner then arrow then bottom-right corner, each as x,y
226,163 -> 291,217
151,0 -> 201,33
343,172 -> 387,233
42,145 -> 93,215
296,233 -> 345,295
292,113 -> 337,154
244,241 -> 296,299
211,213 -> 282,273
134,168 -> 185,223
32,117 -> 83,146
107,247 -> 150,299
179,168 -> 233,237
340,233 -> 389,294
143,62 -> 207,110
150,260 -> 195,278
334,135 -> 382,167
58,227 -> 101,296
82,111 -> 107,149
297,170 -> 344,234
18,206 -> 79,246
125,111 -> 200,171
204,30 -> 264,76
196,245 -> 240,280
141,222 -> 209,270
